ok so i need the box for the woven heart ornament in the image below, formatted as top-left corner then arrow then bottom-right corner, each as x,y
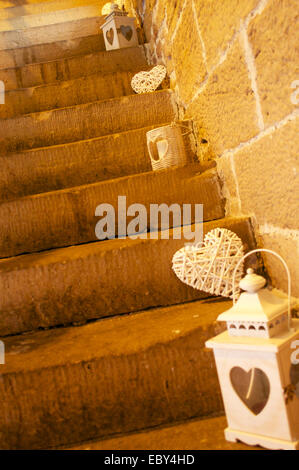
131,65 -> 167,94
172,228 -> 244,299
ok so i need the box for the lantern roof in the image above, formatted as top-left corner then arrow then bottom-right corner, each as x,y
104,4 -> 128,20
217,269 -> 289,323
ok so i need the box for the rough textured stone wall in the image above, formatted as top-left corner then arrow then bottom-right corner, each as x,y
130,0 -> 299,296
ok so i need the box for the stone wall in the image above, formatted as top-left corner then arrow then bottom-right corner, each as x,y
129,0 -> 299,296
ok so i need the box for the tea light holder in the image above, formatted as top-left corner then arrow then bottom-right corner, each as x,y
146,123 -> 189,171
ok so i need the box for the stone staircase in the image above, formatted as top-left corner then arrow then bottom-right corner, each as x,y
0,1 -> 256,450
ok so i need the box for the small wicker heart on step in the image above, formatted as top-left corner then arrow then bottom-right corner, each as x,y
131,65 -> 167,94
172,228 -> 244,298
106,28 -> 114,45
120,25 -> 133,41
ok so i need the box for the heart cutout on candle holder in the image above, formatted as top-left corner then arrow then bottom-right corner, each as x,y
290,362 -> 299,398
131,65 -> 167,94
106,28 -> 114,45
148,137 -> 169,162
230,367 -> 270,415
120,25 -> 133,41
172,228 -> 244,299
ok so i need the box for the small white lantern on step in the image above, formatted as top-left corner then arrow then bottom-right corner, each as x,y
206,249 -> 299,450
100,4 -> 138,51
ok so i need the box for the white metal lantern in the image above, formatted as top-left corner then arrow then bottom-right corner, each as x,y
100,4 -> 138,51
206,249 -> 299,450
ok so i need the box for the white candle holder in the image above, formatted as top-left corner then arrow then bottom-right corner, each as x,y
100,4 -> 138,51
146,123 -> 189,171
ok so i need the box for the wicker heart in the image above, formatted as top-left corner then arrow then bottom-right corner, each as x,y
230,367 -> 270,415
131,65 -> 167,94
106,28 -> 114,45
172,228 -> 244,298
148,138 -> 169,162
120,25 -> 133,41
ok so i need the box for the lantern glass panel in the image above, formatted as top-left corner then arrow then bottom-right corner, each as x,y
230,367 -> 270,415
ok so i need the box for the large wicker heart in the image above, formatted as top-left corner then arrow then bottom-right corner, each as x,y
230,367 -> 270,415
172,228 -> 244,298
131,65 -> 167,94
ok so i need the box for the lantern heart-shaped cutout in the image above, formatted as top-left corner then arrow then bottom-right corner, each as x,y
106,28 -> 114,45
148,138 -> 169,162
131,65 -> 167,94
290,362 -> 299,398
230,367 -> 270,415
172,228 -> 244,299
120,25 -> 133,41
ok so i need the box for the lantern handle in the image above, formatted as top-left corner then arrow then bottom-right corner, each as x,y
170,120 -> 193,136
232,249 -> 292,331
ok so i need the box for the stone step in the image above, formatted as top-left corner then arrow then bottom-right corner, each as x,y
0,216 -> 255,336
0,125 -> 156,202
0,46 -> 147,90
0,299 -> 229,450
0,89 -> 176,154
0,0 -> 100,20
65,416 -> 258,450
0,16 -> 105,50
0,4 -> 103,32
0,165 -> 224,258
0,33 -> 105,69
0,68 -> 145,118
0,121 -> 196,202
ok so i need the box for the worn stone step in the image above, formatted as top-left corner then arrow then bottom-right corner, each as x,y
0,216 -> 256,336
0,16 -> 105,50
0,89 -> 176,153
0,68 -> 146,118
0,165 -> 224,258
0,4 -> 103,32
0,34 -> 105,69
0,125 -> 155,202
0,121 -> 196,202
0,0 -> 100,20
0,46 -> 147,91
0,299 -> 229,449
65,416 -> 258,450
